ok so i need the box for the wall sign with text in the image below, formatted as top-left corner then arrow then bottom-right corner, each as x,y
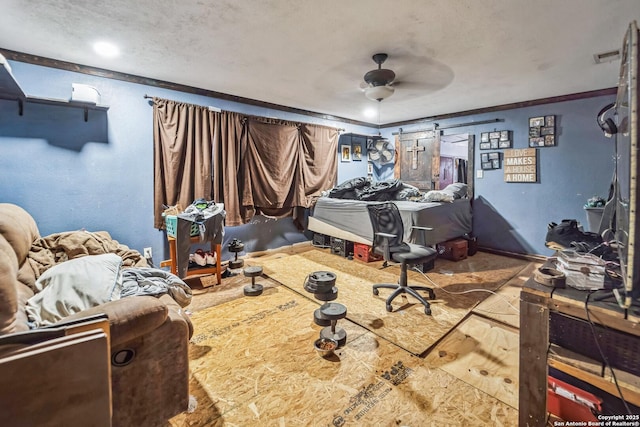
503,148 -> 537,182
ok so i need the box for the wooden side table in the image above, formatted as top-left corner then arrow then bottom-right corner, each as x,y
161,236 -> 222,287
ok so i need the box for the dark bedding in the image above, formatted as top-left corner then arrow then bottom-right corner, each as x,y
328,178 -> 420,201
311,178 -> 473,246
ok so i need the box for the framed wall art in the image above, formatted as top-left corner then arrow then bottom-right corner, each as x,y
352,143 -> 362,161
481,151 -> 501,170
529,115 -> 556,147
480,130 -> 512,150
340,145 -> 351,162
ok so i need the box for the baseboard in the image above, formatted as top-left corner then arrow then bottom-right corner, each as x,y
478,246 -> 547,263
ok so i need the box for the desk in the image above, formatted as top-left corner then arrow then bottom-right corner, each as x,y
519,273 -> 640,426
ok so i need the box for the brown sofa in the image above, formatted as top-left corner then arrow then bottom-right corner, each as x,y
0,203 -> 193,427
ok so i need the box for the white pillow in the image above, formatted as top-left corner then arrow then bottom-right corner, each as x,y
424,190 -> 454,203
26,253 -> 123,327
443,183 -> 468,199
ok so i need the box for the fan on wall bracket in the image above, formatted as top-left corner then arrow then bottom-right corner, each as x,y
368,138 -> 394,164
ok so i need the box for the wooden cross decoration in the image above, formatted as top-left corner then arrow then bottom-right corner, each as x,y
406,140 -> 426,169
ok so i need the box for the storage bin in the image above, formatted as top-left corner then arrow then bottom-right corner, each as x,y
353,242 -> 382,262
164,215 -> 200,238
312,232 -> 331,247
330,237 -> 353,257
438,238 -> 468,261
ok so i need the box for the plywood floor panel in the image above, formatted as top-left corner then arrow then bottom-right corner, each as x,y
261,249 -> 528,355
179,310 -> 517,426
169,249 -> 532,426
472,262 -> 541,328
423,314 -> 520,409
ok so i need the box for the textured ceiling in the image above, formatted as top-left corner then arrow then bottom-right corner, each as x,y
0,0 -> 638,125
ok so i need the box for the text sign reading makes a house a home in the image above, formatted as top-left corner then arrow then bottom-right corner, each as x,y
503,148 -> 537,182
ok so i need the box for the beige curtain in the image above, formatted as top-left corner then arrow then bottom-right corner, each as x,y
155,98 -> 339,228
153,98 -> 214,228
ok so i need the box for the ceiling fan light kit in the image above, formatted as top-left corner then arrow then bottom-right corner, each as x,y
364,85 -> 395,101
362,53 -> 396,102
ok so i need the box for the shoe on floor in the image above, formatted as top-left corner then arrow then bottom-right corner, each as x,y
545,219 -> 603,251
205,251 -> 216,265
193,249 -> 207,266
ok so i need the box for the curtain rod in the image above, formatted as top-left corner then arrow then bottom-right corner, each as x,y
391,118 -> 503,135
144,94 -> 345,132
144,94 -> 221,112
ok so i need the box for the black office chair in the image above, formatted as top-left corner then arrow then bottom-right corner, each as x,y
367,202 -> 437,315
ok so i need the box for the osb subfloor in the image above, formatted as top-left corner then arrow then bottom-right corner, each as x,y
170,245 -> 537,426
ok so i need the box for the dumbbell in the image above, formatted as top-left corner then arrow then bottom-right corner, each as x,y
243,265 -> 263,296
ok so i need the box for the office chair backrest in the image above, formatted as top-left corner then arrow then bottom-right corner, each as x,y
367,202 -> 405,250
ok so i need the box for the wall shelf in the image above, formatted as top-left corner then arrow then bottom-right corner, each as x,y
0,54 -> 108,122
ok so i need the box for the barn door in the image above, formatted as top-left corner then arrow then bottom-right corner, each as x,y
396,130 -> 440,190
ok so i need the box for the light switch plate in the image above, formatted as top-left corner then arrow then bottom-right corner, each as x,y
476,170 -> 483,179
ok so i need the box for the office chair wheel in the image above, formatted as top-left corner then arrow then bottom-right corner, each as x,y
373,288 -> 379,296
386,303 -> 392,312
424,306 -> 432,315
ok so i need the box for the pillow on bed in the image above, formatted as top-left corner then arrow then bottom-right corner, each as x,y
443,183 -> 468,199
424,190 -> 454,203
395,183 -> 421,200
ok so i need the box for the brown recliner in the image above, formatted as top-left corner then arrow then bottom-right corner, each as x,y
0,203 -> 193,427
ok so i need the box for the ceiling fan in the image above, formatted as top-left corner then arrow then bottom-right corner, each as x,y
361,53 -> 396,102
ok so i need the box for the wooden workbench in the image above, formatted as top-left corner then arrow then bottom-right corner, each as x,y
519,269 -> 640,426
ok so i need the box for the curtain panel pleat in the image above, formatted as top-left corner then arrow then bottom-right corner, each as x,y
153,98 -> 213,228
154,98 -> 339,229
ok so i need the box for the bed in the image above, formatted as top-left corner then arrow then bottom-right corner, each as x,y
308,195 -> 473,247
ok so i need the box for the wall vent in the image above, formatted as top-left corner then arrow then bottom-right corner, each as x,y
593,49 -> 621,64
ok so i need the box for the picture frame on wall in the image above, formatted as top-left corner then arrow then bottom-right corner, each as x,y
529,137 -> 544,147
352,143 -> 362,161
340,145 -> 351,162
479,142 -> 491,150
529,115 -> 556,147
529,117 -> 545,128
500,131 -> 510,141
480,132 -> 489,142
481,152 -> 501,170
544,135 -> 555,146
499,139 -> 512,149
545,115 -> 555,127
490,139 -> 499,149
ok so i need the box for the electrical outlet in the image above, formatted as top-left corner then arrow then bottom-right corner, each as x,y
144,247 -> 152,259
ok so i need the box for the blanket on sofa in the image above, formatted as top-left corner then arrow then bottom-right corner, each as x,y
27,230 -> 147,286
26,254 -> 192,328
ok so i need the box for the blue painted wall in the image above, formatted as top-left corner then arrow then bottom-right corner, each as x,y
378,94 -> 616,256
0,61 -> 374,261
0,60 -> 616,260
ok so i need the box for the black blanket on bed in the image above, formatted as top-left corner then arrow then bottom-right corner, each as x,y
328,178 -> 418,201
